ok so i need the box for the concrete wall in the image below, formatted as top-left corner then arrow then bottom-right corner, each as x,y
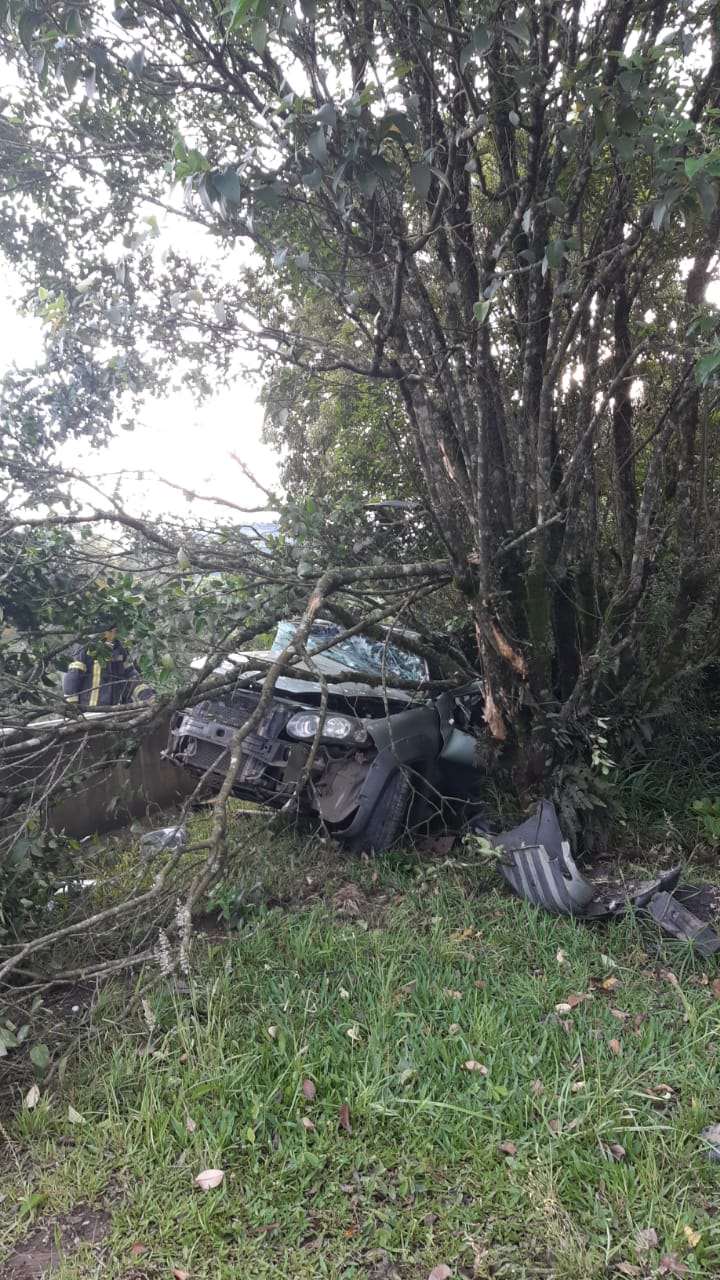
1,713 -> 198,838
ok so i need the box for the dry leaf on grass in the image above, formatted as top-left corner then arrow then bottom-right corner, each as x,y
570,1081 -> 586,1092
608,1038 -> 622,1055
634,1227 -> 658,1253
498,1141 -> 517,1156
556,949 -> 569,966
267,1026 -> 278,1039
301,1116 -> 316,1131
600,1141 -> 626,1161
338,1102 -> 352,1133
555,1002 -> 573,1013
195,1168 -> 224,1190
683,1226 -> 702,1249
600,976 -> 621,991
171,1269 -> 190,1280
615,1263 -> 641,1276
428,1266 -> 453,1280
302,1079 -> 316,1101
184,1114 -> 197,1133
129,1243 -> 148,1256
24,1084 -> 40,1110
463,1060 -> 488,1074
530,1078 -> 544,1095
712,978 -> 720,999
658,1253 -> 688,1277
67,1105 -> 85,1125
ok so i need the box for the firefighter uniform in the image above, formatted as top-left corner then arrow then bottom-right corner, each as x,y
62,639 -> 154,708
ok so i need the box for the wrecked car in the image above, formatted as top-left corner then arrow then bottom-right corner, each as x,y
166,619 -> 491,852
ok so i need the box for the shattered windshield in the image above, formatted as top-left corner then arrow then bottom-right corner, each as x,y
271,620 -> 427,683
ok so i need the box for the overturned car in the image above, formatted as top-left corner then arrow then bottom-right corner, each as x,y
166,619 -> 491,852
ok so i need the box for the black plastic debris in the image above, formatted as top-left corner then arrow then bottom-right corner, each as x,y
645,892 -> 720,957
470,801 -> 720,957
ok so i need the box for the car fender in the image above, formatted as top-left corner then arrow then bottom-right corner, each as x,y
339,730 -> 439,838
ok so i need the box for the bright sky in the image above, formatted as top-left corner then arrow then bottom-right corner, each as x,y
0,259 -> 280,521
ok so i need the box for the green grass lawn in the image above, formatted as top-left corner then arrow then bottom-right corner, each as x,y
2,835 -> 720,1279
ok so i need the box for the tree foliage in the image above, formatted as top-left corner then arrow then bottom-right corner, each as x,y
2,0 -> 720,785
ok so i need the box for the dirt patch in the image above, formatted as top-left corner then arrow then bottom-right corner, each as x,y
190,909 -> 231,942
2,1204 -> 111,1279
0,983 -> 98,1110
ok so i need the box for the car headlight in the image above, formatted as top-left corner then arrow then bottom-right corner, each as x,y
286,711 -> 368,744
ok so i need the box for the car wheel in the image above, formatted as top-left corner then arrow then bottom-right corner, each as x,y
346,769 -> 412,855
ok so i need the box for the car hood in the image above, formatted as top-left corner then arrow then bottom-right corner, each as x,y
199,649 -> 423,704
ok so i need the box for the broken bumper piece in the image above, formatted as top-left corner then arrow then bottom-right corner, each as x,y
470,801 -> 720,958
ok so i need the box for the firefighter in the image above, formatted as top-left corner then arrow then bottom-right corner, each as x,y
62,620 -> 155,709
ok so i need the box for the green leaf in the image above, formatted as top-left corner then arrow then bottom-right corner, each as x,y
30,1043 -> 50,1070
473,300 -> 491,325
214,167 -> 241,202
251,18 -> 267,54
66,9 -> 83,36
316,102 -> 336,127
544,238 -> 565,268
695,176 -> 717,223
410,161 -> 432,202
546,196 -> 566,218
18,9 -> 38,53
380,112 -> 416,143
87,42 -> 110,69
308,127 -> 327,164
62,61 -> 82,95
295,251 -> 310,269
459,41 -> 474,73
616,104 -> 640,134
685,155 -> 708,181
460,24 -> 492,72
367,154 -> 393,181
504,18 -> 531,45
652,200 -> 667,232
695,349 -> 720,387
229,0 -> 257,24
301,165 -> 322,190
612,134 -> 635,161
0,1026 -> 19,1055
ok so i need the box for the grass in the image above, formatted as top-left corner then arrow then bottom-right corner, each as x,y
2,829 -> 720,1279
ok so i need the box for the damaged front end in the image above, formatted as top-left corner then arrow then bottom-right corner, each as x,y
166,687 -> 378,826
471,801 -> 720,958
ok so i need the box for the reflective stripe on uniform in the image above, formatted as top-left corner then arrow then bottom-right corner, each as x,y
89,660 -> 102,708
69,661 -> 87,671
132,683 -> 152,702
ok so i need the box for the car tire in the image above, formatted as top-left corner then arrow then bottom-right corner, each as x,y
346,769 -> 412,855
